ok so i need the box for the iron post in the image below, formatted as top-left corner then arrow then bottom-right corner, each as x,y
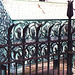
22,25 -> 29,75
67,0 -> 73,75
58,25 -> 65,75
36,25 -> 42,75
47,24 -> 54,75
7,24 -> 15,75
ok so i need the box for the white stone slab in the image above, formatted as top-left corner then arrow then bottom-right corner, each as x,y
2,1 -> 75,20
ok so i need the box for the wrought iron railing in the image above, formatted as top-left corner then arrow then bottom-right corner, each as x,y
0,19 -> 75,75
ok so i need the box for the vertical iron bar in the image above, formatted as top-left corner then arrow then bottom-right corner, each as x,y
57,41 -> 60,74
22,39 -> 25,75
16,62 -> 17,75
0,65 -> 2,75
58,31 -> 61,75
47,46 -> 49,75
36,25 -> 42,75
53,56 -> 54,75
22,42 -> 25,75
67,18 -> 73,75
8,32 -> 10,75
5,66 -> 7,75
29,60 -> 31,75
67,1 -> 73,75
36,27 -> 39,75
63,55 -> 64,75
58,24 -> 64,75
42,57 -> 43,75
8,24 -> 14,75
23,25 -> 29,75
35,47 -> 38,75
22,61 -> 25,75
58,48 -> 60,75
8,42 -> 10,75
47,24 -> 54,75
47,34 -> 50,75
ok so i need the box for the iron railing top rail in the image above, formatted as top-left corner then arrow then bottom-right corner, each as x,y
12,19 -> 75,21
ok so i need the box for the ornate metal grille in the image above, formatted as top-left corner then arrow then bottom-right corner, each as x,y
0,0 -> 75,75
0,19 -> 75,75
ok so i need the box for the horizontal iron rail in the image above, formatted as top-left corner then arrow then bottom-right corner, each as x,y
0,52 -> 68,64
12,19 -> 75,21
